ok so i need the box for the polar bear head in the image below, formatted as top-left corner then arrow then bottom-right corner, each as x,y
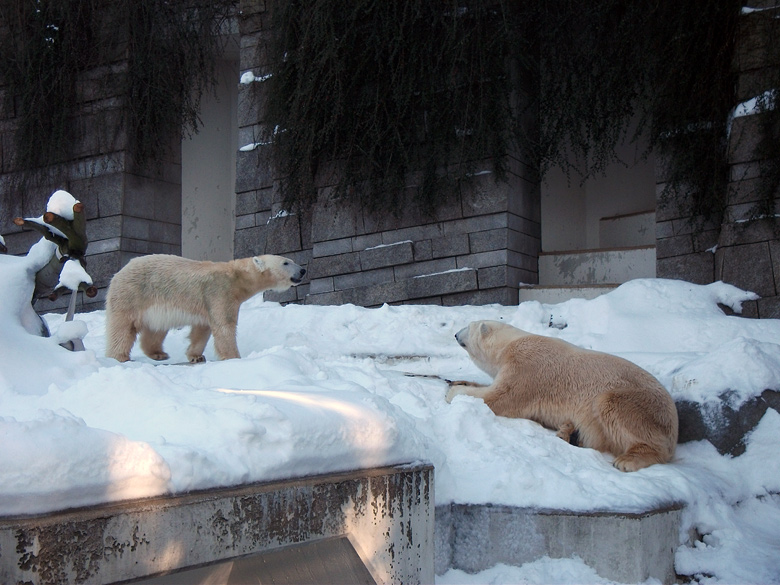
455,320 -> 532,377
252,255 -> 306,291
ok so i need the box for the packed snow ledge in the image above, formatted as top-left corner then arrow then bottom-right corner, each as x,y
1,272 -> 780,582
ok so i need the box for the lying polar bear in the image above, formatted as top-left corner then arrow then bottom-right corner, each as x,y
447,320 -> 678,472
105,254 -> 305,363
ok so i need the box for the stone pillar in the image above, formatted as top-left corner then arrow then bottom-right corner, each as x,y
715,7 -> 780,318
657,7 -> 779,318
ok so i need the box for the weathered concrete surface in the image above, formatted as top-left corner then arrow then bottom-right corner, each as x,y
538,246 -> 656,287
0,464 -> 434,585
517,284 -> 617,304
436,503 -> 683,584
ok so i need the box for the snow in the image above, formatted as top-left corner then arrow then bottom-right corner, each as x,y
732,90 -> 778,118
239,141 -> 269,151
57,258 -> 92,291
46,189 -> 79,220
1,260 -> 779,582
364,240 -> 413,251
240,71 -> 272,84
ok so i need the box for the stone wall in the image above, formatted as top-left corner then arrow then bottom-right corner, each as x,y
657,6 -> 780,318
235,0 -> 540,307
0,58 -> 183,315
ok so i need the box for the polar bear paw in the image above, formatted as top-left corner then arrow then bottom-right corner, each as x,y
446,381 -> 481,403
613,444 -> 665,472
556,421 -> 578,444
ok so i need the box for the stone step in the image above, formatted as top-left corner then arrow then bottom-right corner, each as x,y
599,210 -> 656,248
0,464 -> 434,585
518,284 -> 617,304
435,503 -> 682,584
538,245 -> 656,287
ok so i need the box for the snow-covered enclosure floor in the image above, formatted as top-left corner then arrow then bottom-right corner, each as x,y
1,265 -> 779,583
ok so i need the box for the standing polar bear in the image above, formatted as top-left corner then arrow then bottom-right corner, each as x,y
447,321 -> 678,472
105,254 -> 305,363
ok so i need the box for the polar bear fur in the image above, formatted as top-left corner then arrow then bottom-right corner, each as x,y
105,254 -> 305,363
447,320 -> 678,472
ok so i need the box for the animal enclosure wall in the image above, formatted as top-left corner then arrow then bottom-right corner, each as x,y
234,0 -> 541,307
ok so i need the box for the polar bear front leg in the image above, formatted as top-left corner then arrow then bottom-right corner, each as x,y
446,381 -> 493,403
208,310 -> 240,360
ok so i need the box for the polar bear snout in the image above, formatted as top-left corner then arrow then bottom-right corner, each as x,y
290,267 -> 305,284
455,326 -> 469,348
284,261 -> 306,284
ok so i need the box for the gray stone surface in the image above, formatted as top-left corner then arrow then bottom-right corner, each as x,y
657,254 -> 714,285
0,464 -> 434,585
757,295 -> 780,318
309,252 -> 361,278
360,241 -> 414,271
676,389 -> 780,455
716,242 -> 775,297
657,234 -> 694,258
436,503 -> 682,584
393,258 -> 457,281
334,267 -> 395,291
431,233 -> 470,258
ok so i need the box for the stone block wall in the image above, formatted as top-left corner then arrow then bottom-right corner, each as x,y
657,7 -> 780,318
0,33 -> 182,314
235,1 -> 540,307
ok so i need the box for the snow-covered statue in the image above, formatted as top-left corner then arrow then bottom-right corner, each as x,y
1,190 -> 95,350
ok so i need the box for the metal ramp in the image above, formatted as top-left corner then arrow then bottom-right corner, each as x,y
135,537 -> 375,585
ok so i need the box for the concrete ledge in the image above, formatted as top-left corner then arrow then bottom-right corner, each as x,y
435,503 -> 683,584
518,284 -> 617,304
0,464 -> 434,585
539,246 -> 656,286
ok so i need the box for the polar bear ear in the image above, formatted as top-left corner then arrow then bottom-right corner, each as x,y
252,256 -> 267,271
479,322 -> 491,337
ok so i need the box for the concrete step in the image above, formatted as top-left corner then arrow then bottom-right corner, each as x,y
599,210 -> 656,248
0,464 -> 434,585
518,284 -> 617,304
538,245 -> 656,287
435,503 -> 682,584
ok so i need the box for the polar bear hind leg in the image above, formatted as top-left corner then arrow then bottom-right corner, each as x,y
105,312 -> 138,362
594,386 -> 674,472
613,443 -> 668,472
139,327 -> 169,361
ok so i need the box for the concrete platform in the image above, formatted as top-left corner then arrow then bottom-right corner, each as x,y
435,502 -> 683,584
0,464 -> 434,585
538,246 -> 656,287
518,284 -> 618,304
